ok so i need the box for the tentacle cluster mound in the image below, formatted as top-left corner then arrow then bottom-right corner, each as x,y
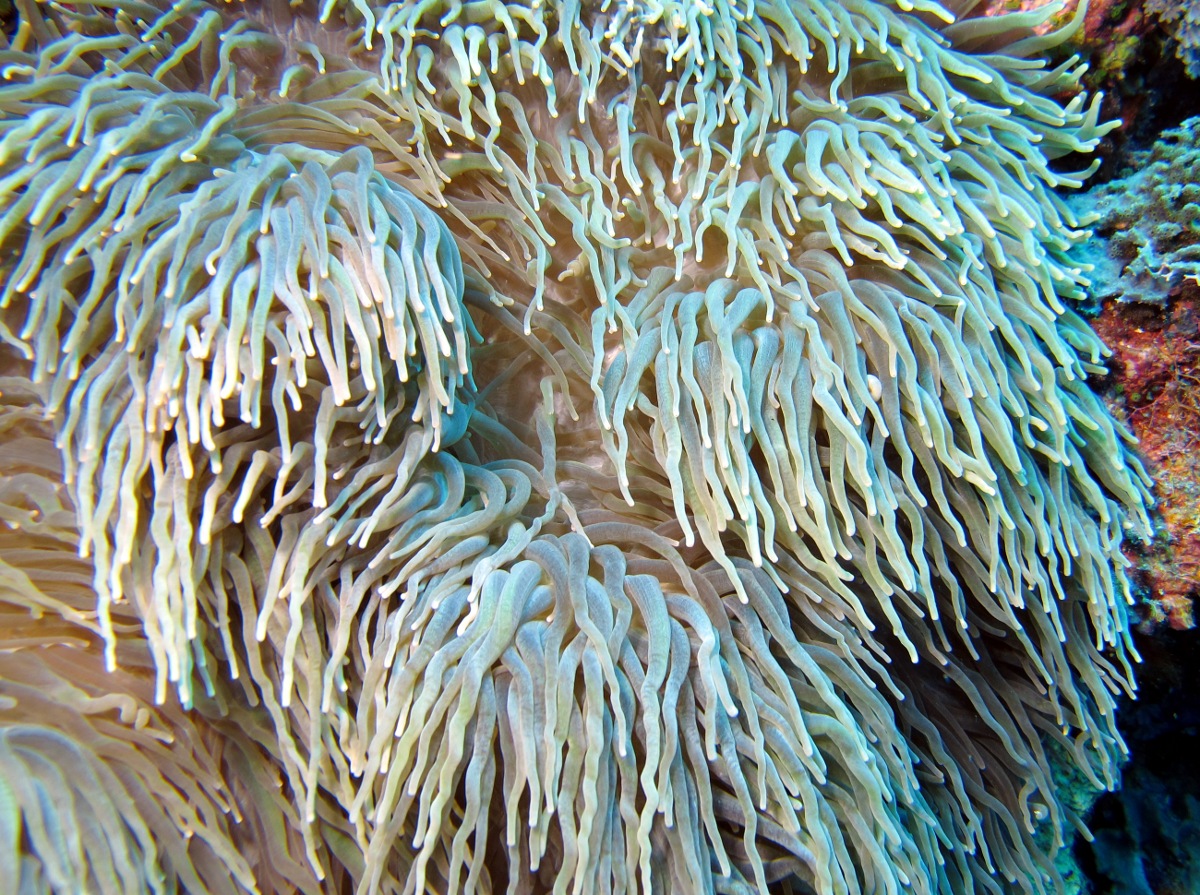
0,0 -> 1154,893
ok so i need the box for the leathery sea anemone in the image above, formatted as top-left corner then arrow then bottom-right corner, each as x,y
0,0 -> 1154,892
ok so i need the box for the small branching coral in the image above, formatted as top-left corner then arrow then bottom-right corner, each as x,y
1148,0 -> 1200,77
0,0 -> 1154,893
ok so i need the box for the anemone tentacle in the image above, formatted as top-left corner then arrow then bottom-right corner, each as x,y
0,0 -> 1155,893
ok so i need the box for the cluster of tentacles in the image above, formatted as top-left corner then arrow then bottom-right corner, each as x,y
0,0 -> 1154,893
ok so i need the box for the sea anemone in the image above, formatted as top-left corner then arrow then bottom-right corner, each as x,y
0,377 -> 321,893
0,0 -> 1154,893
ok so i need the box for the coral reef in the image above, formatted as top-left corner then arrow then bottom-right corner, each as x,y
1071,116 -> 1200,306
1091,298 -> 1200,629
0,0 -> 1156,893
1149,0 -> 1200,76
1071,117 -> 1200,628
977,0 -> 1200,174
1084,0 -> 1153,83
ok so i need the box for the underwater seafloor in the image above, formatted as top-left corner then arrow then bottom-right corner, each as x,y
2,0 -> 1200,892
